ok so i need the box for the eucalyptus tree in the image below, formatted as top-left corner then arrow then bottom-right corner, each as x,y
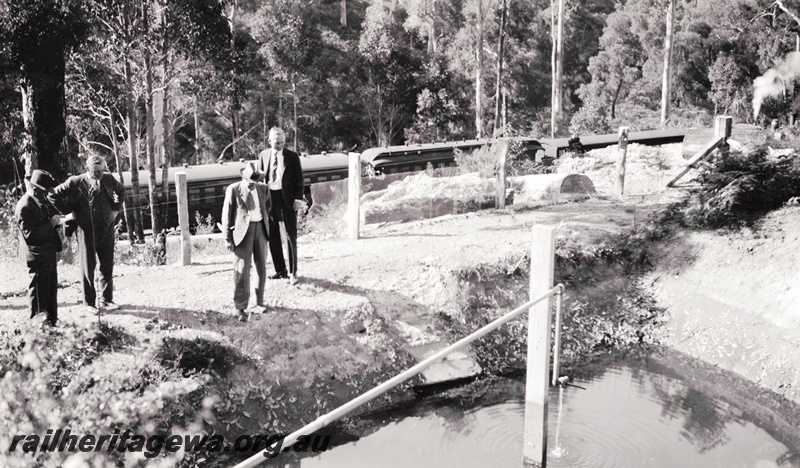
358,0 -> 423,146
253,0 -> 321,151
0,0 -> 91,179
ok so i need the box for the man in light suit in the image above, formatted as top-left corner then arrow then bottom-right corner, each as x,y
50,154 -> 125,313
222,161 -> 271,322
258,127 -> 305,285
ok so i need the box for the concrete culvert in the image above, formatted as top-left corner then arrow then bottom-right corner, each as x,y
511,173 -> 595,203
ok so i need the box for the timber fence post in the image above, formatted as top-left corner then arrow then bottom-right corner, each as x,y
616,127 -> 630,197
523,225 -> 556,467
496,139 -> 509,209
175,172 -> 191,265
347,153 -> 361,240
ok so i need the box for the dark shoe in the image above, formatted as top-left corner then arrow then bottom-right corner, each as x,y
238,309 -> 250,322
269,271 -> 288,280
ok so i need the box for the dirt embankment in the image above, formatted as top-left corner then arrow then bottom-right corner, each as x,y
647,205 -> 800,404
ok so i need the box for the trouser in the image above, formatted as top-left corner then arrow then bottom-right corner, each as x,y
268,190 -> 297,275
78,226 -> 115,306
233,221 -> 269,310
26,246 -> 58,325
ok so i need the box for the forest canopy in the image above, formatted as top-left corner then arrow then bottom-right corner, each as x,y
2,0 -> 800,186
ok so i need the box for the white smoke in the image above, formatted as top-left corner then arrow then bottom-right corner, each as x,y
753,51 -> 800,120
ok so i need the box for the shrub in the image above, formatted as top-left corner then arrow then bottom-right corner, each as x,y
0,322 -> 204,467
685,146 -> 800,228
117,241 -> 167,266
193,211 -> 216,235
0,187 -> 19,259
454,144 -> 503,178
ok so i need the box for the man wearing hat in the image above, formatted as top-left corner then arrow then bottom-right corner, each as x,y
50,154 -> 126,313
15,170 -> 63,326
221,160 -> 271,322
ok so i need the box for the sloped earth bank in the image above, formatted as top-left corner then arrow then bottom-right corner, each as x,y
646,205 -> 800,403
2,142 -> 800,466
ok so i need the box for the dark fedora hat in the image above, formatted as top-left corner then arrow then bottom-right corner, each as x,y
29,170 -> 56,191
240,160 -> 263,182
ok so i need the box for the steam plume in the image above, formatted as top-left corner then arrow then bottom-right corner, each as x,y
753,51 -> 800,120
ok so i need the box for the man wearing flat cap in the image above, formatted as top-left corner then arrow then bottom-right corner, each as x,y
221,160 -> 271,322
50,154 -> 125,313
15,170 -> 62,326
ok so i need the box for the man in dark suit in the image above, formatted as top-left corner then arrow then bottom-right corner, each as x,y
15,170 -> 62,326
222,161 -> 271,322
50,154 -> 125,313
258,127 -> 306,285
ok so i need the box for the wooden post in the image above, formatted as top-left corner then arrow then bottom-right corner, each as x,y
175,172 -> 191,265
666,137 -> 725,187
347,152 -> 361,240
616,127 -> 629,197
523,225 -> 556,467
715,115 -> 732,160
496,139 -> 509,209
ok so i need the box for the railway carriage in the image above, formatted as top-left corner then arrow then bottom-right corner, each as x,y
117,128 -> 688,232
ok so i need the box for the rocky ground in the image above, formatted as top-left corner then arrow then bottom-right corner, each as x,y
2,140 -> 799,466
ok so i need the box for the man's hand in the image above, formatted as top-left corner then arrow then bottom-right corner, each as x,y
49,215 -> 60,227
293,199 -> 307,211
64,218 -> 77,237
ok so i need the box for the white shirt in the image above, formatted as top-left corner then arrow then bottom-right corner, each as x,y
267,149 -> 285,191
247,185 -> 262,222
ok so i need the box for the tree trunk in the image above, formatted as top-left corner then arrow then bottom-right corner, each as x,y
110,109 -> 136,243
292,79 -> 298,151
19,50 -> 67,180
550,0 -> 556,139
660,0 -> 675,127
475,0 -> 485,139
428,22 -> 436,55
159,2 -> 170,235
555,0 -> 564,119
193,103 -> 201,164
145,49 -> 161,242
229,0 -> 239,160
124,58 -> 145,243
550,0 -> 564,138
493,0 -> 507,137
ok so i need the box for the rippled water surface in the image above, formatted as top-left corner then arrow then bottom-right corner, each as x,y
299,362 -> 799,468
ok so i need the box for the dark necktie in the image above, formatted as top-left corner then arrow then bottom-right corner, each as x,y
246,189 -> 255,211
271,152 -> 278,185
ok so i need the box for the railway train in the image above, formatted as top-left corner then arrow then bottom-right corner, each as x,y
118,128 -> 688,232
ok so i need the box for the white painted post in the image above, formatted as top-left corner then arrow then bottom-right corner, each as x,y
496,139 -> 509,209
616,127 -> 629,197
347,152 -> 361,240
175,172 -> 191,265
523,225 -> 556,467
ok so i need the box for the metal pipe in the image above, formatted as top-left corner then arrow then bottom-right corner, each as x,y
232,285 -> 563,468
551,283 -> 564,386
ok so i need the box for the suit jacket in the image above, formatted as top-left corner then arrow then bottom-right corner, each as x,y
257,148 -> 304,205
50,172 -> 125,233
15,193 -> 62,252
222,181 -> 271,246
